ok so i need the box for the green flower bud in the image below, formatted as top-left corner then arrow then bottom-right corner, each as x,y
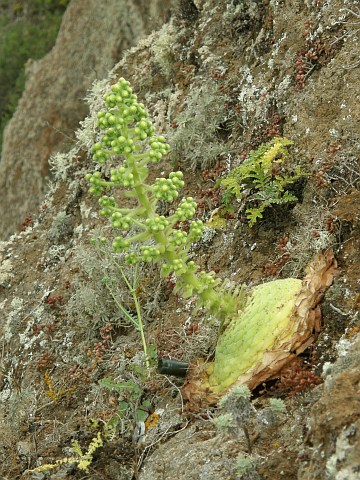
192,271 -> 217,294
106,127 -> 116,136
169,230 -> 187,247
112,237 -> 130,253
111,212 -> 132,230
91,142 -> 102,152
187,260 -> 197,271
188,220 -> 205,242
149,150 -> 160,163
125,252 -> 140,265
87,172 -> 103,195
199,271 -> 216,286
140,246 -> 161,262
99,195 -> 116,216
122,171 -> 134,187
172,258 -> 185,272
145,215 -> 169,232
153,177 -> 179,202
169,171 -> 184,189
175,197 -> 197,221
161,263 -> 172,277
92,151 -> 108,163
111,84 -> 121,93
110,166 -> 135,187
161,258 -> 187,276
98,195 -> 115,206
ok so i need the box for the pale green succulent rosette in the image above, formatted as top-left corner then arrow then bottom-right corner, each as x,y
208,278 -> 303,393
188,250 -> 336,399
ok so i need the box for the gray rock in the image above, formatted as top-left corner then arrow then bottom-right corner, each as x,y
298,336 -> 360,480
0,0 -> 173,240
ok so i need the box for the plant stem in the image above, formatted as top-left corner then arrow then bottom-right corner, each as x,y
129,266 -> 149,370
97,245 -> 150,371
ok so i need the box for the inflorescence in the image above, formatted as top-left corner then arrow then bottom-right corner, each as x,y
86,78 -> 244,323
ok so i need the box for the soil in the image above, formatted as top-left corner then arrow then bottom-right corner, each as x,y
0,1 -> 359,479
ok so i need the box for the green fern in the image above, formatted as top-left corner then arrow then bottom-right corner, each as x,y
221,137 -> 304,226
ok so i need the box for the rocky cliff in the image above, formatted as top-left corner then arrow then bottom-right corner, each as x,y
0,1 -> 359,479
0,0 -> 174,240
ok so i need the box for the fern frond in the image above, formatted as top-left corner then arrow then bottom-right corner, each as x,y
221,137 -> 303,226
221,175 -> 243,198
246,205 -> 266,227
279,191 -> 299,203
260,137 -> 293,170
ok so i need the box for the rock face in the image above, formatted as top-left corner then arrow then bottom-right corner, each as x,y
0,0 -> 173,240
299,338 -> 360,480
0,0 -> 359,479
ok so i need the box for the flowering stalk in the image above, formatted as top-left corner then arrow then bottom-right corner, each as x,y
86,78 -> 243,325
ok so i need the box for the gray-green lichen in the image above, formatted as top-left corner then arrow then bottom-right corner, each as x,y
151,22 -> 177,77
170,81 -> 232,170
0,241 -> 13,286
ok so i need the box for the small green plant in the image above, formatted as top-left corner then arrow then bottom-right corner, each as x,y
25,428 -> 108,475
99,376 -> 151,436
215,385 -> 255,452
86,78 -> 245,328
221,137 -> 304,226
212,412 -> 234,432
255,396 -> 287,430
268,397 -> 286,414
235,453 -> 259,479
